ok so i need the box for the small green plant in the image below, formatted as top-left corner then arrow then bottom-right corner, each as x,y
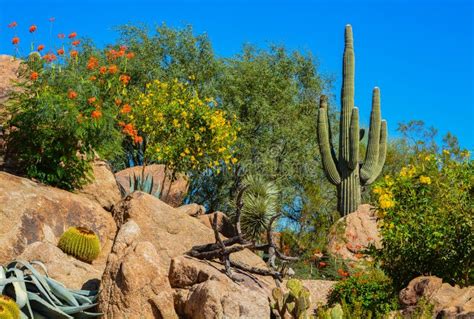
57,226 -> 101,263
0,295 -> 20,319
372,150 -> 473,287
124,172 -> 162,198
271,278 -> 311,319
0,260 -> 100,318
328,268 -> 398,316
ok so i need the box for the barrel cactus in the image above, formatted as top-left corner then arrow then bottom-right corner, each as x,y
57,226 -> 101,263
317,24 -> 387,215
0,295 -> 20,319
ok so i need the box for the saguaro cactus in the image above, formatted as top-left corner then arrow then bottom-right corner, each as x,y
317,25 -> 387,215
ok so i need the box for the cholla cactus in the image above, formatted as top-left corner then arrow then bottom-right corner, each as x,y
317,25 -> 387,215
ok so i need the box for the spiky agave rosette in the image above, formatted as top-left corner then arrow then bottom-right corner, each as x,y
0,260 -> 100,318
57,227 -> 101,263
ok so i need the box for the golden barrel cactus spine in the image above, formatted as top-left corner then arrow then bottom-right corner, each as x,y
0,295 -> 20,319
57,227 -> 101,263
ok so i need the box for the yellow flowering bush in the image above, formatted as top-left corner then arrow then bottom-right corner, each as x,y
128,79 -> 238,175
372,150 -> 473,288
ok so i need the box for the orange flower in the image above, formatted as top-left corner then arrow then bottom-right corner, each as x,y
77,113 -> 83,123
354,253 -> 364,259
120,104 -> 132,114
119,45 -> 127,51
89,75 -> 97,81
114,99 -> 122,106
72,40 -> 80,46
68,32 -> 77,39
337,269 -> 349,278
12,37 -> 20,45
118,121 -> 125,127
37,44 -> 45,51
108,65 -> 118,74
67,90 -> 78,99
87,97 -> 97,105
29,25 -> 37,33
70,50 -> 78,58
57,33 -> 65,39
91,110 -> 102,119
30,72 -> 39,81
134,135 -> 143,144
43,53 -> 57,63
122,123 -> 135,136
57,48 -> 65,55
119,74 -> 131,85
99,66 -> 107,74
86,56 -> 99,70
8,21 -> 17,28
126,52 -> 135,59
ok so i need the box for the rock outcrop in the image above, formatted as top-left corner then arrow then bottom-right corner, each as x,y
176,203 -> 206,217
77,160 -> 122,211
198,211 -> 237,238
0,171 -> 117,268
327,204 -> 381,260
400,276 -> 474,318
115,164 -> 188,207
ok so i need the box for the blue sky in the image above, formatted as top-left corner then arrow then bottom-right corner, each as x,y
1,0 -> 473,150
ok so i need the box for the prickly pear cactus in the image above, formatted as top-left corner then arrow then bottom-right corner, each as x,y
271,279 -> 311,319
57,226 -> 101,263
0,295 -> 20,319
317,25 -> 387,215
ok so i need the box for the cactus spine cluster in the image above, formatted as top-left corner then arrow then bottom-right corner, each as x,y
271,279 -> 311,318
317,25 -> 387,215
57,226 -> 101,263
0,295 -> 20,319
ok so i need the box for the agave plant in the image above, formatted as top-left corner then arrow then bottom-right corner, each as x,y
0,260 -> 100,318
232,174 -> 279,241
123,172 -> 161,198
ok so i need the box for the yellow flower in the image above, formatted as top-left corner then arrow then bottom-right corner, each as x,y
231,158 -> 238,164
379,193 -> 395,209
372,186 -> 383,195
443,149 -> 450,155
419,175 -> 431,185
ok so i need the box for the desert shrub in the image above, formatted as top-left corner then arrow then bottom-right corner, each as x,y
328,267 -> 398,316
126,78 -> 238,179
372,150 -> 473,288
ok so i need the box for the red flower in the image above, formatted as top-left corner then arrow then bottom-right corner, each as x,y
337,268 -> 349,278
29,25 -> 37,33
30,72 -> 39,81
57,48 -> 65,55
86,57 -> 99,70
43,53 -> 57,63
70,50 -> 78,58
119,45 -> 127,51
114,99 -> 122,106
134,135 -> 143,144
37,44 -> 45,51
91,110 -> 102,119
318,262 -> 327,268
72,40 -> 80,46
126,52 -> 135,59
118,121 -> 125,127
99,66 -> 107,74
68,32 -> 77,39
8,21 -> 18,28
68,90 -> 78,99
12,37 -> 20,45
120,104 -> 132,114
57,33 -> 65,39
87,97 -> 97,105
108,64 -> 118,74
119,74 -> 131,85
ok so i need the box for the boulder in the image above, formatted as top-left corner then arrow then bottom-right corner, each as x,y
115,164 -> 188,207
301,280 -> 337,312
99,220 -> 178,318
77,160 -> 122,211
176,203 -> 206,217
169,256 -> 271,319
18,242 -> 102,290
0,171 -> 117,269
327,204 -> 381,260
400,276 -> 474,318
0,55 -> 21,123
198,211 -> 237,238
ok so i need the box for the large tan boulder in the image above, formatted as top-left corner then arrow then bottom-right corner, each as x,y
0,171 -> 117,268
327,204 -> 381,260
301,280 -> 337,312
77,160 -> 122,211
176,203 -> 206,217
198,211 -> 237,238
18,242 -> 102,290
99,220 -> 178,318
169,256 -> 271,319
400,276 -> 474,318
115,164 -> 188,207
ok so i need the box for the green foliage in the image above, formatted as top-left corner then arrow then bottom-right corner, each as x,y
271,279 -> 311,319
0,295 -> 20,319
328,268 -> 398,316
125,172 -> 161,198
317,25 -> 387,216
57,227 -> 101,263
372,149 -> 473,288
0,260 -> 100,318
